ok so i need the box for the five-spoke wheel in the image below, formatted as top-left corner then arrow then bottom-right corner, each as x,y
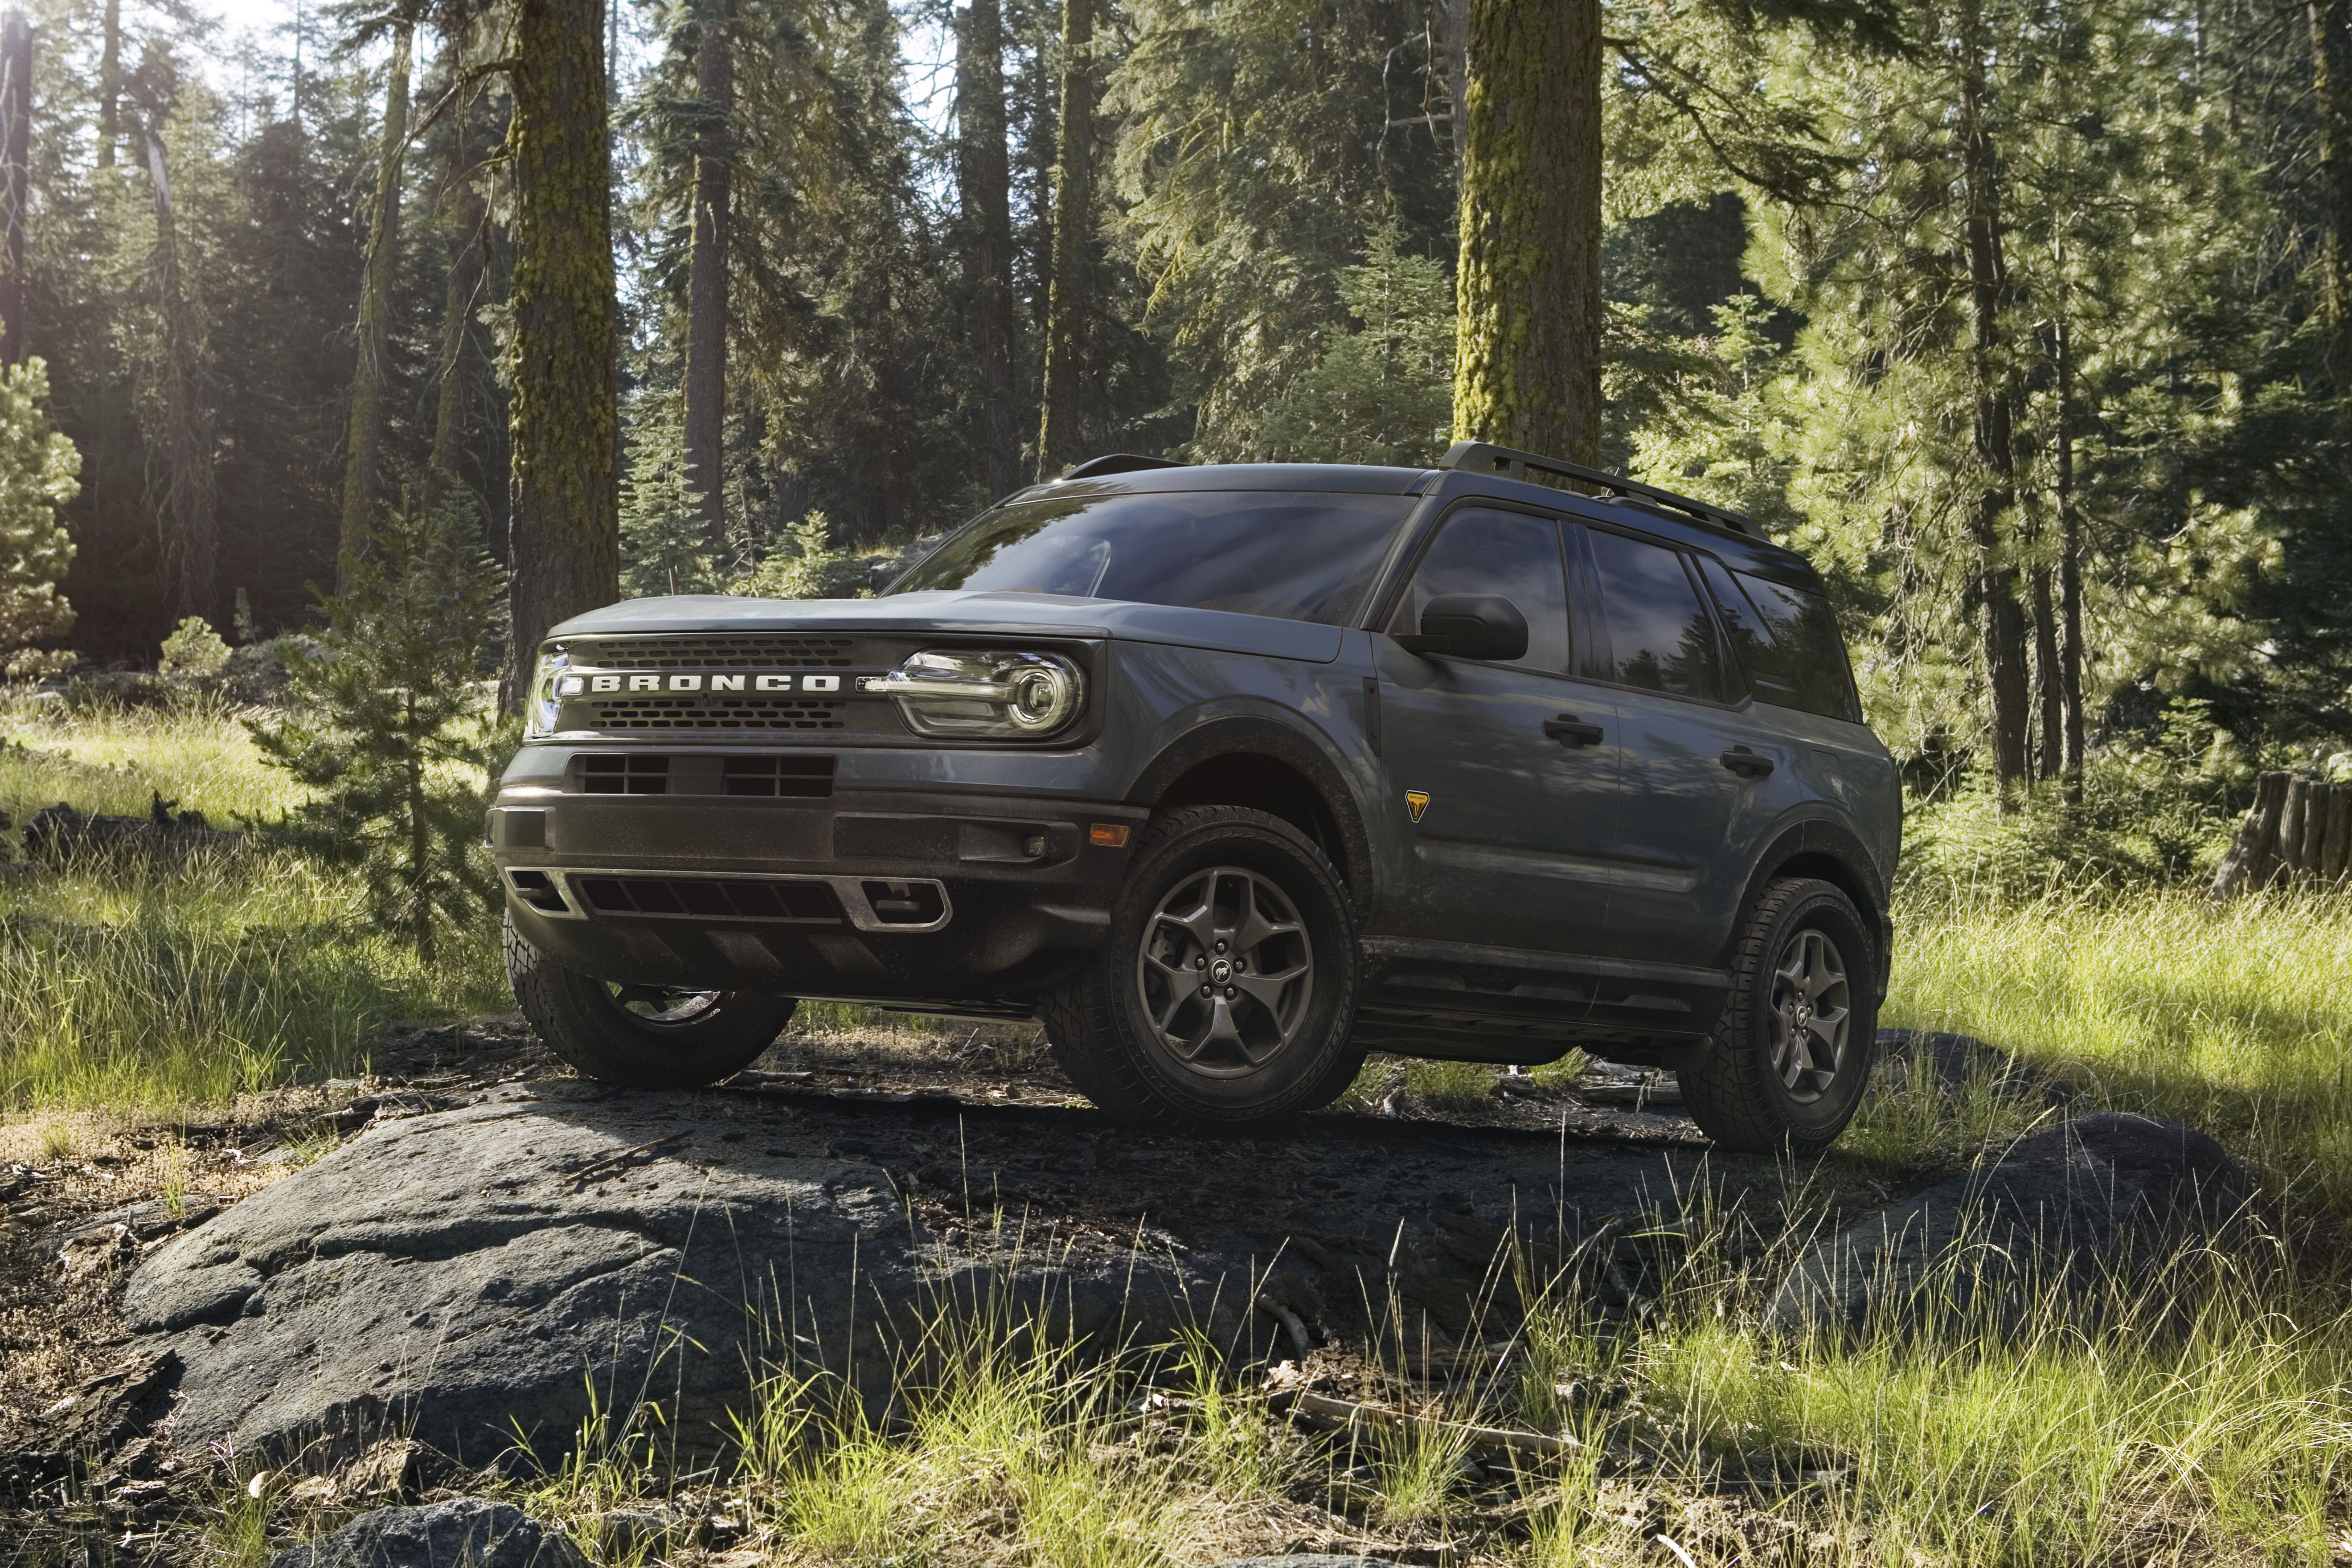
1136,866 -> 1316,1075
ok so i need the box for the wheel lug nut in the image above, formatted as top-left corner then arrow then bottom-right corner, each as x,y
1225,986 -> 1237,998
1201,983 -> 1213,995
1215,941 -> 1227,953
1194,955 -> 1206,970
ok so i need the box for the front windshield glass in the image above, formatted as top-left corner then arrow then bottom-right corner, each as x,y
889,489 -> 1417,626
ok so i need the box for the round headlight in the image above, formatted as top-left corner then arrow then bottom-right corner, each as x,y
878,649 -> 1085,738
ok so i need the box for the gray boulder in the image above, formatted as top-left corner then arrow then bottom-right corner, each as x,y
1769,1112 -> 2259,1339
125,1082 -> 1228,1469
266,1498 -> 580,1568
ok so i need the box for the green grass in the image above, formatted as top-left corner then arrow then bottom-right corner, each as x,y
0,692 -> 506,1112
1886,883 -> 2352,1213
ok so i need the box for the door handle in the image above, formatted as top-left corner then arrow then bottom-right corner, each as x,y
1544,715 -> 1605,746
1721,745 -> 1775,777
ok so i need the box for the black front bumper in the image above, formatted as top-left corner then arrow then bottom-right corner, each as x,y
490,786 -> 1145,1011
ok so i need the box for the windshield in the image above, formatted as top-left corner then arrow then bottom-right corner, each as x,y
889,489 -> 1417,626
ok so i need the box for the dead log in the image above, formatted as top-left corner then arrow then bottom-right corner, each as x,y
2280,777 -> 2311,882
22,795 -> 242,861
2213,771 -> 2289,898
2327,785 -> 2352,884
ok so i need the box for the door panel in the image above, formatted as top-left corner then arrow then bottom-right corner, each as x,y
1374,508 -> 1619,955
1575,524 -> 1791,962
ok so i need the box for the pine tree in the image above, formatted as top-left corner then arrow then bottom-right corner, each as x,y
619,393 -> 715,597
0,356 -> 78,671
250,497 -> 508,964
1258,225 -> 1454,465
337,21 -> 410,588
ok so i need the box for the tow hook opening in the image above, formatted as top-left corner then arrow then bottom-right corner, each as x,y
508,869 -> 570,914
863,880 -> 947,925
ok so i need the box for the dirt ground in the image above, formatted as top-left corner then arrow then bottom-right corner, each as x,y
0,1019 -> 1898,1564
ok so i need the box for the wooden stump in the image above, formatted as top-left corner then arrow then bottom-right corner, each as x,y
2213,771 -> 2291,898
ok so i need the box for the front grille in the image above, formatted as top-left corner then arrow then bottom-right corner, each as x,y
570,752 -> 838,796
579,754 -> 670,794
587,696 -> 845,732
567,635 -> 854,670
724,755 -> 836,796
574,876 -> 847,923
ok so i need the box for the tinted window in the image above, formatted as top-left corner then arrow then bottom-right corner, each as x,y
1583,528 -> 1725,701
890,490 -> 1414,625
1385,508 -> 1572,672
1697,557 -> 1861,722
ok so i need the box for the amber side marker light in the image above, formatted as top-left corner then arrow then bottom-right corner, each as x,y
1089,823 -> 1131,847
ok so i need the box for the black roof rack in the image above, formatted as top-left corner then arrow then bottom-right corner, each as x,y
1061,452 -> 1189,480
1437,440 -> 1759,538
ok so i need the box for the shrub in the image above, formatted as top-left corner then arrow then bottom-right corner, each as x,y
158,615 -> 233,678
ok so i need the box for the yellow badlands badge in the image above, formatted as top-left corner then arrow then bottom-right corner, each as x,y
1405,790 -> 1430,823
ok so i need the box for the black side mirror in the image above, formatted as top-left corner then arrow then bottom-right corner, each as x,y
1393,594 -> 1529,662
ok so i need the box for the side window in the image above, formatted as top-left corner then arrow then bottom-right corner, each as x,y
1582,528 -> 1727,702
1698,556 -> 1862,722
1385,508 -> 1572,673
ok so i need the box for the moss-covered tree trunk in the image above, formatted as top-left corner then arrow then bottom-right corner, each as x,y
1035,0 -> 1094,479
508,0 -> 619,698
686,0 -> 733,550
959,0 -> 1020,500
340,23 -> 411,588
1451,0 -> 1601,464
1957,0 -> 2032,808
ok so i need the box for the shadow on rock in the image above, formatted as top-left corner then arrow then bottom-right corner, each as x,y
265,1498 -> 580,1568
1768,1112 -> 2271,1341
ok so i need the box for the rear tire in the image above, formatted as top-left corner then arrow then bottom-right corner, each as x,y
1040,805 -> 1362,1128
1680,877 -> 1877,1155
505,914 -> 797,1089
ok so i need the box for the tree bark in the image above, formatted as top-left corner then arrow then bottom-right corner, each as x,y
1451,0 -> 1602,465
958,0 -> 1020,501
339,24 -> 411,586
95,0 -> 119,169
2054,312 -> 2086,800
2312,0 -> 2352,381
507,0 -> 620,699
1035,0 -> 1095,479
144,127 -> 213,622
430,102 -> 488,496
0,12 -> 30,369
1957,0 -> 2032,808
2031,564 -> 2061,784
2211,770 -> 2288,897
685,0 -> 733,549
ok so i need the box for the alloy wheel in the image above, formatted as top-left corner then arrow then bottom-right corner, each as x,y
1768,927 -> 1851,1102
1135,865 -> 1316,1076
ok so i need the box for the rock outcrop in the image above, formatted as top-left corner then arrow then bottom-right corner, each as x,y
265,1498 -> 581,1568
1768,1112 -> 2261,1339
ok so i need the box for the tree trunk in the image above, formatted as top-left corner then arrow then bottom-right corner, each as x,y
406,692 -> 434,964
507,0 -> 620,699
144,128 -> 213,623
1957,2 -> 2032,809
2312,0 -> 2352,381
1437,0 -> 1468,167
0,12 -> 29,369
1035,0 -> 1095,479
339,24 -> 411,586
2211,770 -> 2288,897
1451,0 -> 1602,465
95,0 -> 119,169
959,0 -> 1020,500
2054,312 -> 2086,800
686,0 -> 733,550
2031,564 -> 2061,784
430,103 -> 488,496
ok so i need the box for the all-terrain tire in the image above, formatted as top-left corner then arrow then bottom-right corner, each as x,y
504,914 -> 797,1089
1038,805 -> 1362,1128
1680,877 -> 1878,1155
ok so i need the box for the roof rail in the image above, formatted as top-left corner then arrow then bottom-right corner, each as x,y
1436,440 -> 1759,538
1061,453 -> 1189,480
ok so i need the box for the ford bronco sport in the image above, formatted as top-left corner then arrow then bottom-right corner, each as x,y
492,442 -> 1900,1152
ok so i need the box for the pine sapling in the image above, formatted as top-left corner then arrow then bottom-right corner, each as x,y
250,498 -> 510,963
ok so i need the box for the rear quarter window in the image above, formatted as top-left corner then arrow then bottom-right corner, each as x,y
1696,557 -> 1862,723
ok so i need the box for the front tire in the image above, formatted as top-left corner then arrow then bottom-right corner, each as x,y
1680,877 -> 1877,1155
1040,805 -> 1362,1128
505,915 -> 797,1089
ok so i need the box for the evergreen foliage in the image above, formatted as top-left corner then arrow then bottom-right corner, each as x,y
249,500 -> 508,963
1258,225 -> 1453,466
156,613 -> 228,676
0,355 -> 79,669
618,391 -> 717,597
732,511 -> 869,600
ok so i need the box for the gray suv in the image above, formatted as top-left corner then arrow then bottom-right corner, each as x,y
492,442 -> 1901,1152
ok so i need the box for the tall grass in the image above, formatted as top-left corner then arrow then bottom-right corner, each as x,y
1889,883 -> 2352,1212
0,694 -> 506,1111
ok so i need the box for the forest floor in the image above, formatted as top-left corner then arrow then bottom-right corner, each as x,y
2,694 -> 2351,1565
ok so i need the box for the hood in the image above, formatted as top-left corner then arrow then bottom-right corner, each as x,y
546,590 -> 1348,663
